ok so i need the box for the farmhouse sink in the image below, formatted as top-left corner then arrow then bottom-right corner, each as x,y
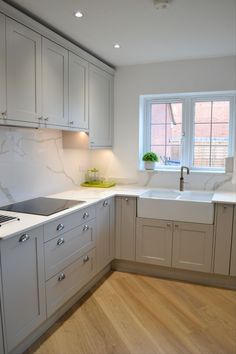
138,189 -> 214,224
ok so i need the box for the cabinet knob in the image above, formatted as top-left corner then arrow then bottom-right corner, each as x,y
83,255 -> 90,263
125,198 -> 129,202
38,116 -> 43,121
83,212 -> 89,219
83,224 -> 89,232
58,273 -> 66,282
44,117 -> 49,121
1,111 -> 7,119
56,223 -> 65,232
19,234 -> 30,243
174,224 -> 179,228
57,237 -> 65,246
167,223 -> 171,228
103,200 -> 108,207
69,121 -> 74,125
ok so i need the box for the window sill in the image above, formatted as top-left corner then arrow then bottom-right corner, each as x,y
138,168 -> 231,175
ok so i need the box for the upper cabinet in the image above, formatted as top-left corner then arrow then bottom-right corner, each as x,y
0,13 -> 6,120
89,64 -> 114,148
69,52 -> 88,130
42,38 -> 69,126
6,18 -> 42,123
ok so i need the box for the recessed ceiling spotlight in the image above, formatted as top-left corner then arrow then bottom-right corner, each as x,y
74,10 -> 83,18
114,44 -> 121,49
153,0 -> 170,10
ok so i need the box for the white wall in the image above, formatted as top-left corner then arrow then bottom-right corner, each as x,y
92,55 -> 236,190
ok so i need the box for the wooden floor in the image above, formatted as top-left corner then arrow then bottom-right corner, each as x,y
26,272 -> 236,354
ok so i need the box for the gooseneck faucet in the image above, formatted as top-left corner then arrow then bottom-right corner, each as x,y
179,166 -> 190,191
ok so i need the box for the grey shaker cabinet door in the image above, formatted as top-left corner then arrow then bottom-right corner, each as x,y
42,38 -> 69,126
172,222 -> 213,273
89,64 -> 114,148
116,197 -> 137,261
69,52 -> 88,130
6,18 -> 42,123
214,204 -> 234,275
230,206 -> 236,276
0,227 -> 46,353
96,198 -> 115,271
0,13 -> 6,120
136,218 -> 172,266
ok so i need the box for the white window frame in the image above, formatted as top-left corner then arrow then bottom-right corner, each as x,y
140,91 -> 236,172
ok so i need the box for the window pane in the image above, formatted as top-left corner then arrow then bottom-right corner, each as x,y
150,102 -> 183,166
212,101 -> 230,123
193,100 -> 230,169
195,102 -> 212,123
194,124 -> 211,145
151,125 -> 165,145
193,146 -> 210,167
211,146 -> 228,168
166,124 -> 182,145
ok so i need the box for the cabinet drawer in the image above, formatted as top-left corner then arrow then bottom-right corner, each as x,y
44,205 -> 95,242
45,219 -> 95,280
46,248 -> 95,317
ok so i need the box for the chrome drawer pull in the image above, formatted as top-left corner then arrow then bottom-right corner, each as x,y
83,212 -> 89,219
83,224 -> 89,232
83,255 -> 90,263
57,237 -> 65,246
58,273 -> 66,282
103,200 -> 108,207
57,223 -> 64,231
19,234 -> 30,243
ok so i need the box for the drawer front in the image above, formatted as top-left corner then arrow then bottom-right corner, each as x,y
44,205 -> 95,242
45,219 -> 96,280
46,248 -> 95,317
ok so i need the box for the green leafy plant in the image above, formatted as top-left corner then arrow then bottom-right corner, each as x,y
142,152 -> 158,162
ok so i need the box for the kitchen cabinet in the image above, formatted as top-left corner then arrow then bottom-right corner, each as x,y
230,206 -> 236,276
89,64 -> 114,148
214,204 -> 234,275
69,52 -> 88,130
5,18 -> 42,124
136,218 -> 172,266
42,38 -> 68,126
172,222 -> 213,273
0,226 -> 46,353
0,13 -> 6,122
96,198 -> 115,271
46,248 -> 96,318
116,197 -> 137,261
0,306 -> 4,354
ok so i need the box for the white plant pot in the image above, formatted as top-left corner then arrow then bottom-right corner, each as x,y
144,161 -> 156,170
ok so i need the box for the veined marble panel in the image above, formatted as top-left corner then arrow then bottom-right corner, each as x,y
0,127 -> 90,206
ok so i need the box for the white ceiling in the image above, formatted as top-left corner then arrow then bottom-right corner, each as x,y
6,0 -> 236,67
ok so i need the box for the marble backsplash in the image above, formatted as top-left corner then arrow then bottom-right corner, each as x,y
0,127 -> 90,206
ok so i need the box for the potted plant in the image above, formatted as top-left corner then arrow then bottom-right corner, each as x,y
142,152 -> 158,170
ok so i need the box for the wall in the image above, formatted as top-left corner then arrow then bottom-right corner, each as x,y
91,55 -> 236,190
0,127 -> 90,206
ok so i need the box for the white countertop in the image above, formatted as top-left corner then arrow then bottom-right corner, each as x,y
0,185 -> 235,240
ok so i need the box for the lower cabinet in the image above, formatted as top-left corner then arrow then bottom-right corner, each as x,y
136,218 -> 172,266
172,222 -> 213,273
230,206 -> 236,276
116,197 -> 137,261
0,227 -> 46,353
136,218 -> 214,273
96,198 -> 115,271
214,204 -> 234,275
46,248 -> 96,317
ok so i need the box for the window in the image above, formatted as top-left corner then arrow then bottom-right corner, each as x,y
141,92 -> 235,171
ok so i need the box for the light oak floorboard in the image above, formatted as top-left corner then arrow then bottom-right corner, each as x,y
25,272 -> 236,354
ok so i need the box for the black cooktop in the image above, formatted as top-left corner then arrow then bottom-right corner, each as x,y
0,197 -> 85,216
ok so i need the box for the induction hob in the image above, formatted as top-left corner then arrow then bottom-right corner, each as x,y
0,197 -> 85,216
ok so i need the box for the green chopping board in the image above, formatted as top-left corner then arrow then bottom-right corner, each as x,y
81,181 -> 116,188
